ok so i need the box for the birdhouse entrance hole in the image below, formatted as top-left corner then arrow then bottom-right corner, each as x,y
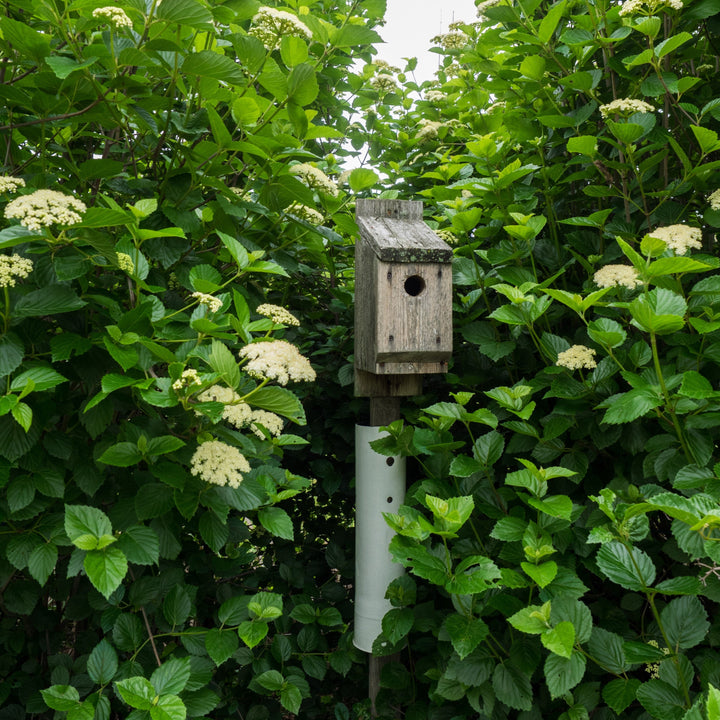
404,275 -> 425,297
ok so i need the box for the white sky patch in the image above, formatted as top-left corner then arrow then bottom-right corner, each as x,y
377,0 -> 478,83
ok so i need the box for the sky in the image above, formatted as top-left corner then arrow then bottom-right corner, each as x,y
377,0 -> 478,83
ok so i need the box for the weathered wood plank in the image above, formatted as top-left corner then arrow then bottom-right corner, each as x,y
355,369 -> 423,397
357,217 -> 452,263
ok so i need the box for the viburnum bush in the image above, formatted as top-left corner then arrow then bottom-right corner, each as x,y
0,0 -> 385,718
348,0 -> 720,718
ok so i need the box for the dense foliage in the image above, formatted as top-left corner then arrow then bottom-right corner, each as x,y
5,0 -> 720,718
355,0 -> 720,718
0,0 -> 381,718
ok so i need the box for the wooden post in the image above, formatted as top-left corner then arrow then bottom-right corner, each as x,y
353,199 -> 453,718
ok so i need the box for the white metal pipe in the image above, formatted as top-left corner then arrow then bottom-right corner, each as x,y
353,424 -> 405,653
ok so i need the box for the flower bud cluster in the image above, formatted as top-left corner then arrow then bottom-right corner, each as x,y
249,7 -> 312,50
92,6 -> 133,28
239,340 -> 316,385
4,189 -> 86,231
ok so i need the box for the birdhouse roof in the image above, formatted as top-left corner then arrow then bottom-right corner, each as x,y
356,216 -> 453,263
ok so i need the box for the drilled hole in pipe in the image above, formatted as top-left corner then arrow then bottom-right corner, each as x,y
387,497 -> 393,503
404,274 -> 425,297
386,457 -> 395,467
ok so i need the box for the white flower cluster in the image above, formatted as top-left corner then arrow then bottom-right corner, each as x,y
4,189 -> 86,231
708,189 -> 720,210
648,224 -> 702,255
476,0 -> 502,16
0,254 -> 33,288
599,98 -> 655,117
191,291 -> 223,313
172,368 -> 202,392
619,0 -> 682,15
249,409 -> 284,439
593,264 -> 642,289
556,345 -> 597,370
0,176 -> 26,193
431,31 -> 469,49
239,340 -> 316,385
416,119 -> 445,141
116,252 -> 134,274
286,202 -> 324,225
92,6 -> 133,28
290,163 -> 338,196
190,440 -> 250,489
249,7 -> 312,50
435,228 -> 458,245
196,384 -> 284,438
256,303 -> 300,326
374,59 -> 401,73
425,90 -> 446,102
370,73 -> 399,93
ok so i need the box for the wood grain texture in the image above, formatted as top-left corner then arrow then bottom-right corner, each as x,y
354,199 -> 453,379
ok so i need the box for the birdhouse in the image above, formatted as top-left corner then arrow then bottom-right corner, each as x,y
354,199 -> 453,387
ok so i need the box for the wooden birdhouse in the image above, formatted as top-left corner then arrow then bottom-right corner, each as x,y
354,199 -> 453,396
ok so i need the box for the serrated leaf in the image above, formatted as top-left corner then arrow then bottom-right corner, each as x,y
28,542 -> 58,586
205,629 -> 239,666
84,546 -> 128,599
637,679 -> 686,720
98,442 -> 142,467
87,639 -> 118,685
542,621 -> 575,658
150,694 -> 186,720
115,525 -> 159,566
41,685 -> 80,711
381,608 -> 413,644
164,585 -> 191,626
238,619 -> 268,648
443,614 -> 489,659
544,651 -> 586,698
603,678 -> 640,714
587,627 -> 628,673
661,596 -> 709,649
280,685 -> 302,715
521,560 -> 557,587
115,677 -> 155,710
492,663 -> 532,711
257,506 -> 293,540
65,504 -> 112,543
151,658 -> 191,695
596,541 -> 656,590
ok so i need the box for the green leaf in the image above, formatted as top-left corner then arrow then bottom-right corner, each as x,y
0,333 -> 24,377
550,595 -> 593,643
509,604 -> 549,634
538,0 -> 567,43
655,31 -> 692,57
637,679 -> 686,720
151,658 -> 191,695
708,685 -> 720,720
332,24 -> 382,47
65,505 -> 112,543
155,0 -> 213,27
587,627 -> 628,673
7,476 -> 34,511
661,596 -> 709,649
164,585 -> 191,626
98,442 -> 142,467
27,542 -> 57,586
443,614 -> 489,660
601,388 -> 663,425
41,685 -> 80,711
678,371 -> 715,399
84,546 -> 128,599
567,135 -> 597,155
280,35 -> 308,66
348,168 -> 379,192
87,639 -> 118,685
630,288 -> 687,334
115,677 -> 155,710
14,285 -> 86,317
588,318 -> 627,349
207,340 -> 240,389
381,607 -> 413,644
256,670 -> 285,692
1,17 -> 51,61
528,495 -> 573,520
150,695 -> 186,720
287,63 -> 318,106
541,621 -> 575,658
492,663 -> 532,711
238,619 -> 268,648
280,684 -> 302,715
544,651 -> 586,698
115,525 -> 160,566
603,678 -> 640,715
606,120 -> 646,144
692,125 -> 720,153
11,366 -> 67,393
11,402 -> 32,432
181,50 -> 245,85
257,507 -> 293,540
647,257 -> 711,276
521,560 -> 557,587
146,436 -> 186,457
249,386 -> 306,424
596,541 -> 656,590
